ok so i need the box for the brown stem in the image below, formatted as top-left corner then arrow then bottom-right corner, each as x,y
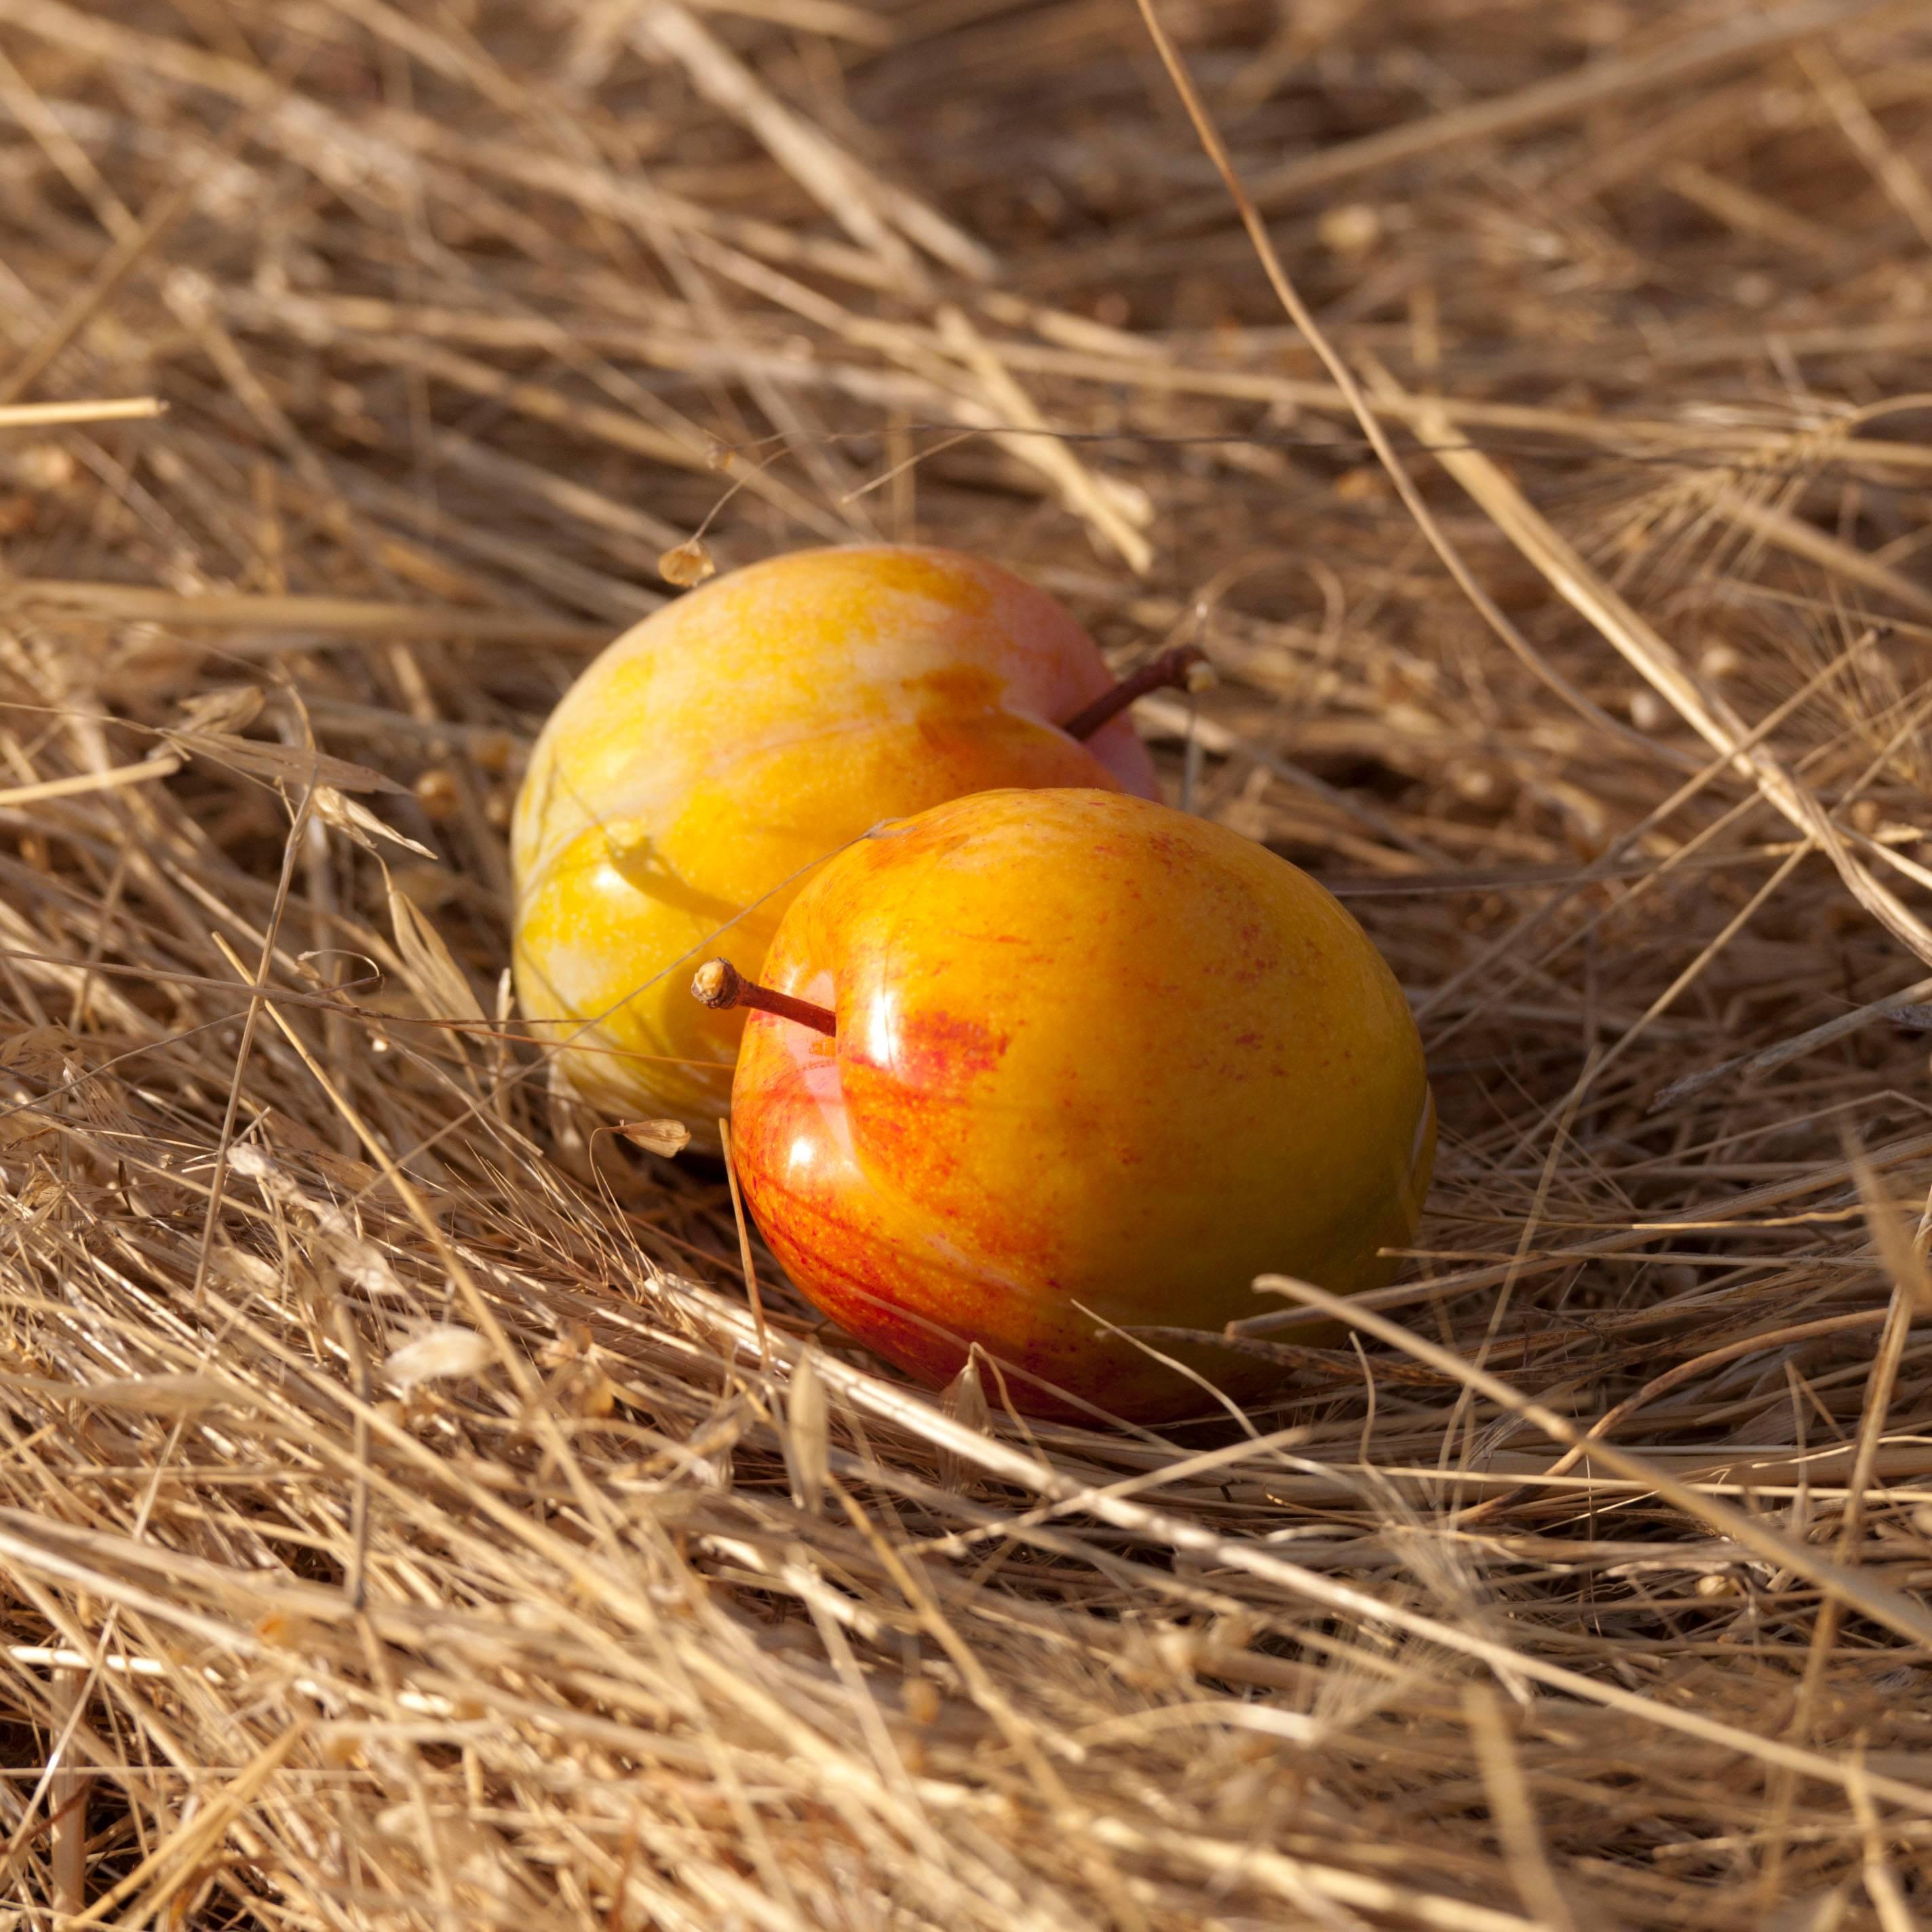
1060,644 -> 1210,741
691,958 -> 836,1037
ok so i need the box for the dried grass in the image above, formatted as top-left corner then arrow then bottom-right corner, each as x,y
4,0 -> 1932,1924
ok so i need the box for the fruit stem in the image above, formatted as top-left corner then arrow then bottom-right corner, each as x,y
1061,644 -> 1210,741
691,958 -> 836,1037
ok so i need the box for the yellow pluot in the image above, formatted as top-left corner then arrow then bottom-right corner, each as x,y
511,545 -> 1161,1149
722,788 -> 1437,1420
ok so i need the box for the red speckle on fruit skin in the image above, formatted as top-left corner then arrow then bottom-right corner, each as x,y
739,1146 -> 980,1387
733,1013 -> 1028,1392
881,1007 -> 1010,1083
838,1091 -> 962,1191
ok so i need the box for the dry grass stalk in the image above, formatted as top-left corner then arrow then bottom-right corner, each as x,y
5,1 -> 1932,1925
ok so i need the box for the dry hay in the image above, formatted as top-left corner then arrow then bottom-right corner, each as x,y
4,0 -> 1932,1925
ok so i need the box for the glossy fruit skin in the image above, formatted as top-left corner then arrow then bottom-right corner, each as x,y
511,546 -> 1157,1150
730,788 -> 1435,1423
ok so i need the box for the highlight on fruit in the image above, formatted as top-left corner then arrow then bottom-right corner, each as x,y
510,543 -> 1207,1153
701,786 -> 1435,1425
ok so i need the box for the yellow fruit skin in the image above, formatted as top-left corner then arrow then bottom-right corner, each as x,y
511,546 -> 1157,1148
731,789 -> 1435,1423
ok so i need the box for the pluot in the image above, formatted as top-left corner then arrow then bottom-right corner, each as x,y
708,788 -> 1435,1423
511,545 -> 1165,1151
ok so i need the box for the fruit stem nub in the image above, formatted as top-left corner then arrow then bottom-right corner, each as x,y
1061,644 -> 1211,741
691,958 -> 836,1037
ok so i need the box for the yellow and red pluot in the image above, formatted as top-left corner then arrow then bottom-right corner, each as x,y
717,788 -> 1435,1423
511,546 -> 1160,1151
